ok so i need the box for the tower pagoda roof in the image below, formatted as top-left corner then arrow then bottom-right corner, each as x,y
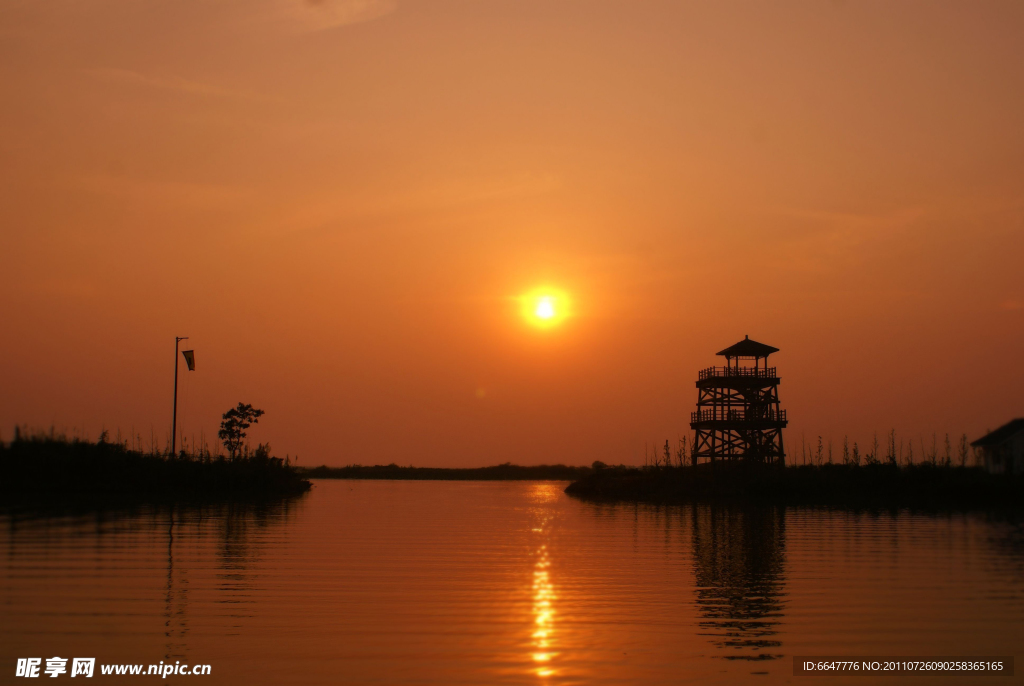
716,336 -> 779,358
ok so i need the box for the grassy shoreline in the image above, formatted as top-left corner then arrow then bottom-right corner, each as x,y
1,434 -> 311,508
564,462 -> 1024,510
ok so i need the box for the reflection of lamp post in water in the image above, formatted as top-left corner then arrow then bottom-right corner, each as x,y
171,337 -> 195,456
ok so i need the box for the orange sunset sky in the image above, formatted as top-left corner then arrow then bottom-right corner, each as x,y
2,0 -> 1023,466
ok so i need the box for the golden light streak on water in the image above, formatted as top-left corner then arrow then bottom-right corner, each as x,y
531,549 -> 557,676
529,485 -> 560,679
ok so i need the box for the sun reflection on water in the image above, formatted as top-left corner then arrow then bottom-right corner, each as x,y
529,484 -> 560,679
532,544 -> 557,677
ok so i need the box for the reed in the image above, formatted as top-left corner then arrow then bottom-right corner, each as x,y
1,427 -> 310,507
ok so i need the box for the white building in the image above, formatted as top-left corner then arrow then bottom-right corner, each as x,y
971,419 -> 1024,475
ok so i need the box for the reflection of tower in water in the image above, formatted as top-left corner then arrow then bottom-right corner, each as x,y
690,505 -> 786,661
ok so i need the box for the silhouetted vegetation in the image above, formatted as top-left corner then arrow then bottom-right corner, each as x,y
0,427 -> 310,510
302,462 -> 594,481
565,461 -> 1024,510
219,403 -> 265,460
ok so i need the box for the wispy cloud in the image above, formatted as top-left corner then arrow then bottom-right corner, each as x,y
73,174 -> 253,209
280,171 -> 562,235
30,277 -> 101,300
1001,299 -> 1024,311
267,0 -> 397,32
84,67 -> 252,99
768,205 -> 927,240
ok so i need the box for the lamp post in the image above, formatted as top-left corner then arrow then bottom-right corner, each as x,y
171,336 -> 188,456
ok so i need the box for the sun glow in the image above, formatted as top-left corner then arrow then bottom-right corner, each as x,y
521,289 -> 571,328
535,297 -> 556,320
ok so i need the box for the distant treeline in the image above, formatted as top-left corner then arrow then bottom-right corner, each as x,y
1,428 -> 311,509
301,463 -> 594,481
565,462 -> 1024,510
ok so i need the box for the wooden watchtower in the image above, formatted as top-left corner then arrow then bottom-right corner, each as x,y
690,336 -> 787,465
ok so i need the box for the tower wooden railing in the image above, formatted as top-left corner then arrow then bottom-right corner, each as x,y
698,366 -> 777,380
690,408 -> 787,423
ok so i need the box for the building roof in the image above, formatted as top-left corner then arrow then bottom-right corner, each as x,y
716,336 -> 779,358
971,418 -> 1024,447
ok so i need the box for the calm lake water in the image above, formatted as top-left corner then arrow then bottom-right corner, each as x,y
2,481 -> 1022,685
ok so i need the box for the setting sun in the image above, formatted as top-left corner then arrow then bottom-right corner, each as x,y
521,289 -> 571,328
535,297 -> 556,320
